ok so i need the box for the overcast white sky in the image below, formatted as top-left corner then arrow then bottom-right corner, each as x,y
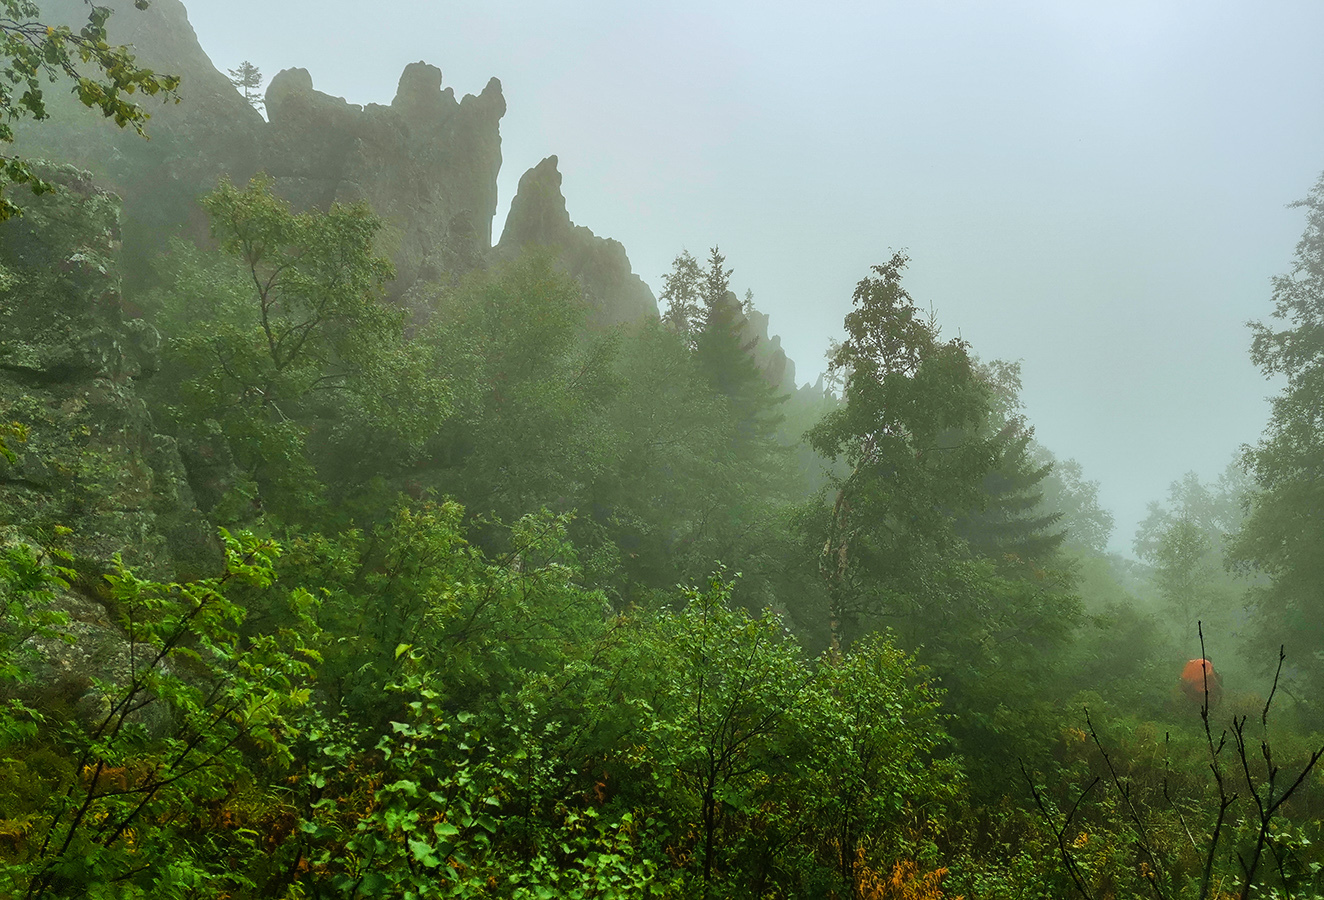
181,0 -> 1324,555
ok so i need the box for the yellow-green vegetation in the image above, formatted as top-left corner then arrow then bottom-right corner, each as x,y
0,0 -> 178,220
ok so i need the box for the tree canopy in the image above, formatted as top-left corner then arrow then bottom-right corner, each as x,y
5,17 -> 1324,893
1233,172 -> 1324,704
0,0 -> 178,219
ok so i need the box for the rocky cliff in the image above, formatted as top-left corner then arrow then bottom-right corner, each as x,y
18,0 -> 265,270
497,156 -> 658,327
0,167 -> 219,723
738,305 -> 798,397
18,0 -> 659,323
18,0 -> 838,363
0,166 -> 215,581
261,62 -> 506,293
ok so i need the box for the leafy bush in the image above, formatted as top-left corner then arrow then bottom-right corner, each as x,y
0,530 -> 320,898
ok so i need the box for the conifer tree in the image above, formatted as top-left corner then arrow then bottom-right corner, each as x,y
228,60 -> 264,111
954,421 -> 1065,563
693,247 -> 786,444
952,361 -> 1065,563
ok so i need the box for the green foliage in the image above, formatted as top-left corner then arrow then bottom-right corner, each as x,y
417,251 -> 800,609
1152,518 -> 1215,634
0,529 -> 320,898
588,574 -> 962,897
806,255 -> 1079,662
0,418 -> 27,463
1131,464 -> 1253,660
1232,172 -> 1324,698
809,252 -> 1001,638
641,572 -> 812,894
227,60 -> 264,111
1060,592 -> 1172,718
0,0 -> 179,219
692,250 -> 788,453
799,634 -> 961,888
12,19 -> 1324,888
1034,449 -> 1116,557
949,361 -> 1066,565
581,319 -> 733,588
659,249 -> 704,343
0,537 -> 72,753
796,255 -> 1085,794
304,499 -> 613,720
420,252 -> 614,526
1026,680 -> 1324,900
298,675 -> 673,899
1135,463 -> 1251,564
148,178 -> 450,520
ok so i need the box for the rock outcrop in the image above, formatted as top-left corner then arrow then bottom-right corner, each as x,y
19,1 -> 669,327
737,304 -> 798,397
0,166 -> 216,581
498,156 -> 658,327
0,166 -> 217,727
23,3 -> 508,296
20,0 -> 265,269
262,62 -> 506,292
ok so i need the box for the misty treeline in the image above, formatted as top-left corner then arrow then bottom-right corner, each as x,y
3,9 -> 1324,900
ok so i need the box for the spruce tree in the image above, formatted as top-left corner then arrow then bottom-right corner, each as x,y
228,60 -> 265,111
693,247 -> 786,445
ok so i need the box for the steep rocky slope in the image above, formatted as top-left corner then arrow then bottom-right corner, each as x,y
259,61 -> 507,294
0,168 -> 217,722
0,167 -> 214,581
497,156 -> 658,327
20,0 -> 659,323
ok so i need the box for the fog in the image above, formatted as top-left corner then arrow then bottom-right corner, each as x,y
8,3 -> 1324,892
188,0 -> 1324,552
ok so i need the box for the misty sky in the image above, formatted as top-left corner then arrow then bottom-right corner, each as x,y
182,0 -> 1324,555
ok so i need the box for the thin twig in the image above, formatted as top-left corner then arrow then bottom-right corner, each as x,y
1160,732 -> 1198,852
1084,708 -> 1170,900
1197,621 -> 1235,900
1020,759 -> 1098,900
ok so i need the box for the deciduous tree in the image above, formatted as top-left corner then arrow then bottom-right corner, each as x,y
808,252 -> 997,645
0,0 -> 178,219
149,177 -> 449,519
1232,171 -> 1324,703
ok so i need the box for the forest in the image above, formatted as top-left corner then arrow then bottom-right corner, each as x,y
1,1 -> 1323,898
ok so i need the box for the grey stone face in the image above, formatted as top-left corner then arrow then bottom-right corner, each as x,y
0,167 -> 220,730
21,0 -> 665,327
0,166 -> 216,582
260,61 -> 506,294
497,155 -> 659,328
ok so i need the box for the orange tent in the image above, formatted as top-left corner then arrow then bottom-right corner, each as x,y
1179,658 -> 1223,708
